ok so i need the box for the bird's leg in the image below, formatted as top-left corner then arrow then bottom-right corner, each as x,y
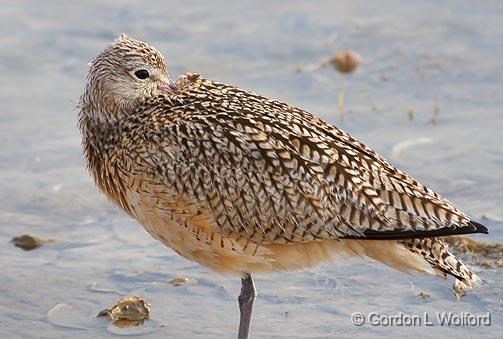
237,273 -> 256,339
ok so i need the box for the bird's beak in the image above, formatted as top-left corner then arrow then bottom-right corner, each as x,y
158,80 -> 177,94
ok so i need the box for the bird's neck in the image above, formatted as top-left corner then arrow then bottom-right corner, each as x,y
78,111 -> 113,161
78,109 -> 135,215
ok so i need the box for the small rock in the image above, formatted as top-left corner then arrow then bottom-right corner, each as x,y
169,276 -> 196,287
98,296 -> 150,328
417,291 -> 431,299
11,234 -> 44,250
330,51 -> 361,74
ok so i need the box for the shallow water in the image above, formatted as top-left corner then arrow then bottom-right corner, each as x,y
1,1 -> 502,338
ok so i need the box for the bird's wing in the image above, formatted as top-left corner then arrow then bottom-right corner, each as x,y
135,76 -> 487,244
302,112 -> 487,239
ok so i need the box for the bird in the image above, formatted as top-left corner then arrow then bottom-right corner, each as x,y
78,34 -> 488,339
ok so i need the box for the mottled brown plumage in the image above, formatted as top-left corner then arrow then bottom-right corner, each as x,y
79,35 -> 487,337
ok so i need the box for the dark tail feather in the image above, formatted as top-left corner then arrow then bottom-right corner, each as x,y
349,220 -> 489,241
468,221 -> 489,234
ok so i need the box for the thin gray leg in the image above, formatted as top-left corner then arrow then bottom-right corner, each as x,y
237,273 -> 256,339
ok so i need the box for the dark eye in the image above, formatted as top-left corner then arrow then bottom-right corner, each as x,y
134,69 -> 149,80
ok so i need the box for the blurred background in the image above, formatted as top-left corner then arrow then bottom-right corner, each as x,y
0,1 -> 502,338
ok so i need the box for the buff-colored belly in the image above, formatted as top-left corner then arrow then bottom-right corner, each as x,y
124,185 -> 433,276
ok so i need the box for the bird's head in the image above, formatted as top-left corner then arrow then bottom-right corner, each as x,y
79,34 -> 175,122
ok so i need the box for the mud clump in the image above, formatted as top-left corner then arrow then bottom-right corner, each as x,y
11,234 -> 53,250
98,296 -> 150,328
443,236 -> 503,269
330,51 -> 361,74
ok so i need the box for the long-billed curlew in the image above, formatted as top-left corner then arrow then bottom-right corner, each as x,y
78,35 -> 488,338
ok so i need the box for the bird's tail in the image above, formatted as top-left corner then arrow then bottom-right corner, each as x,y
342,236 -> 481,296
401,237 -> 482,292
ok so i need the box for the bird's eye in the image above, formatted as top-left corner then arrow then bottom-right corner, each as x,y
134,69 -> 150,80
